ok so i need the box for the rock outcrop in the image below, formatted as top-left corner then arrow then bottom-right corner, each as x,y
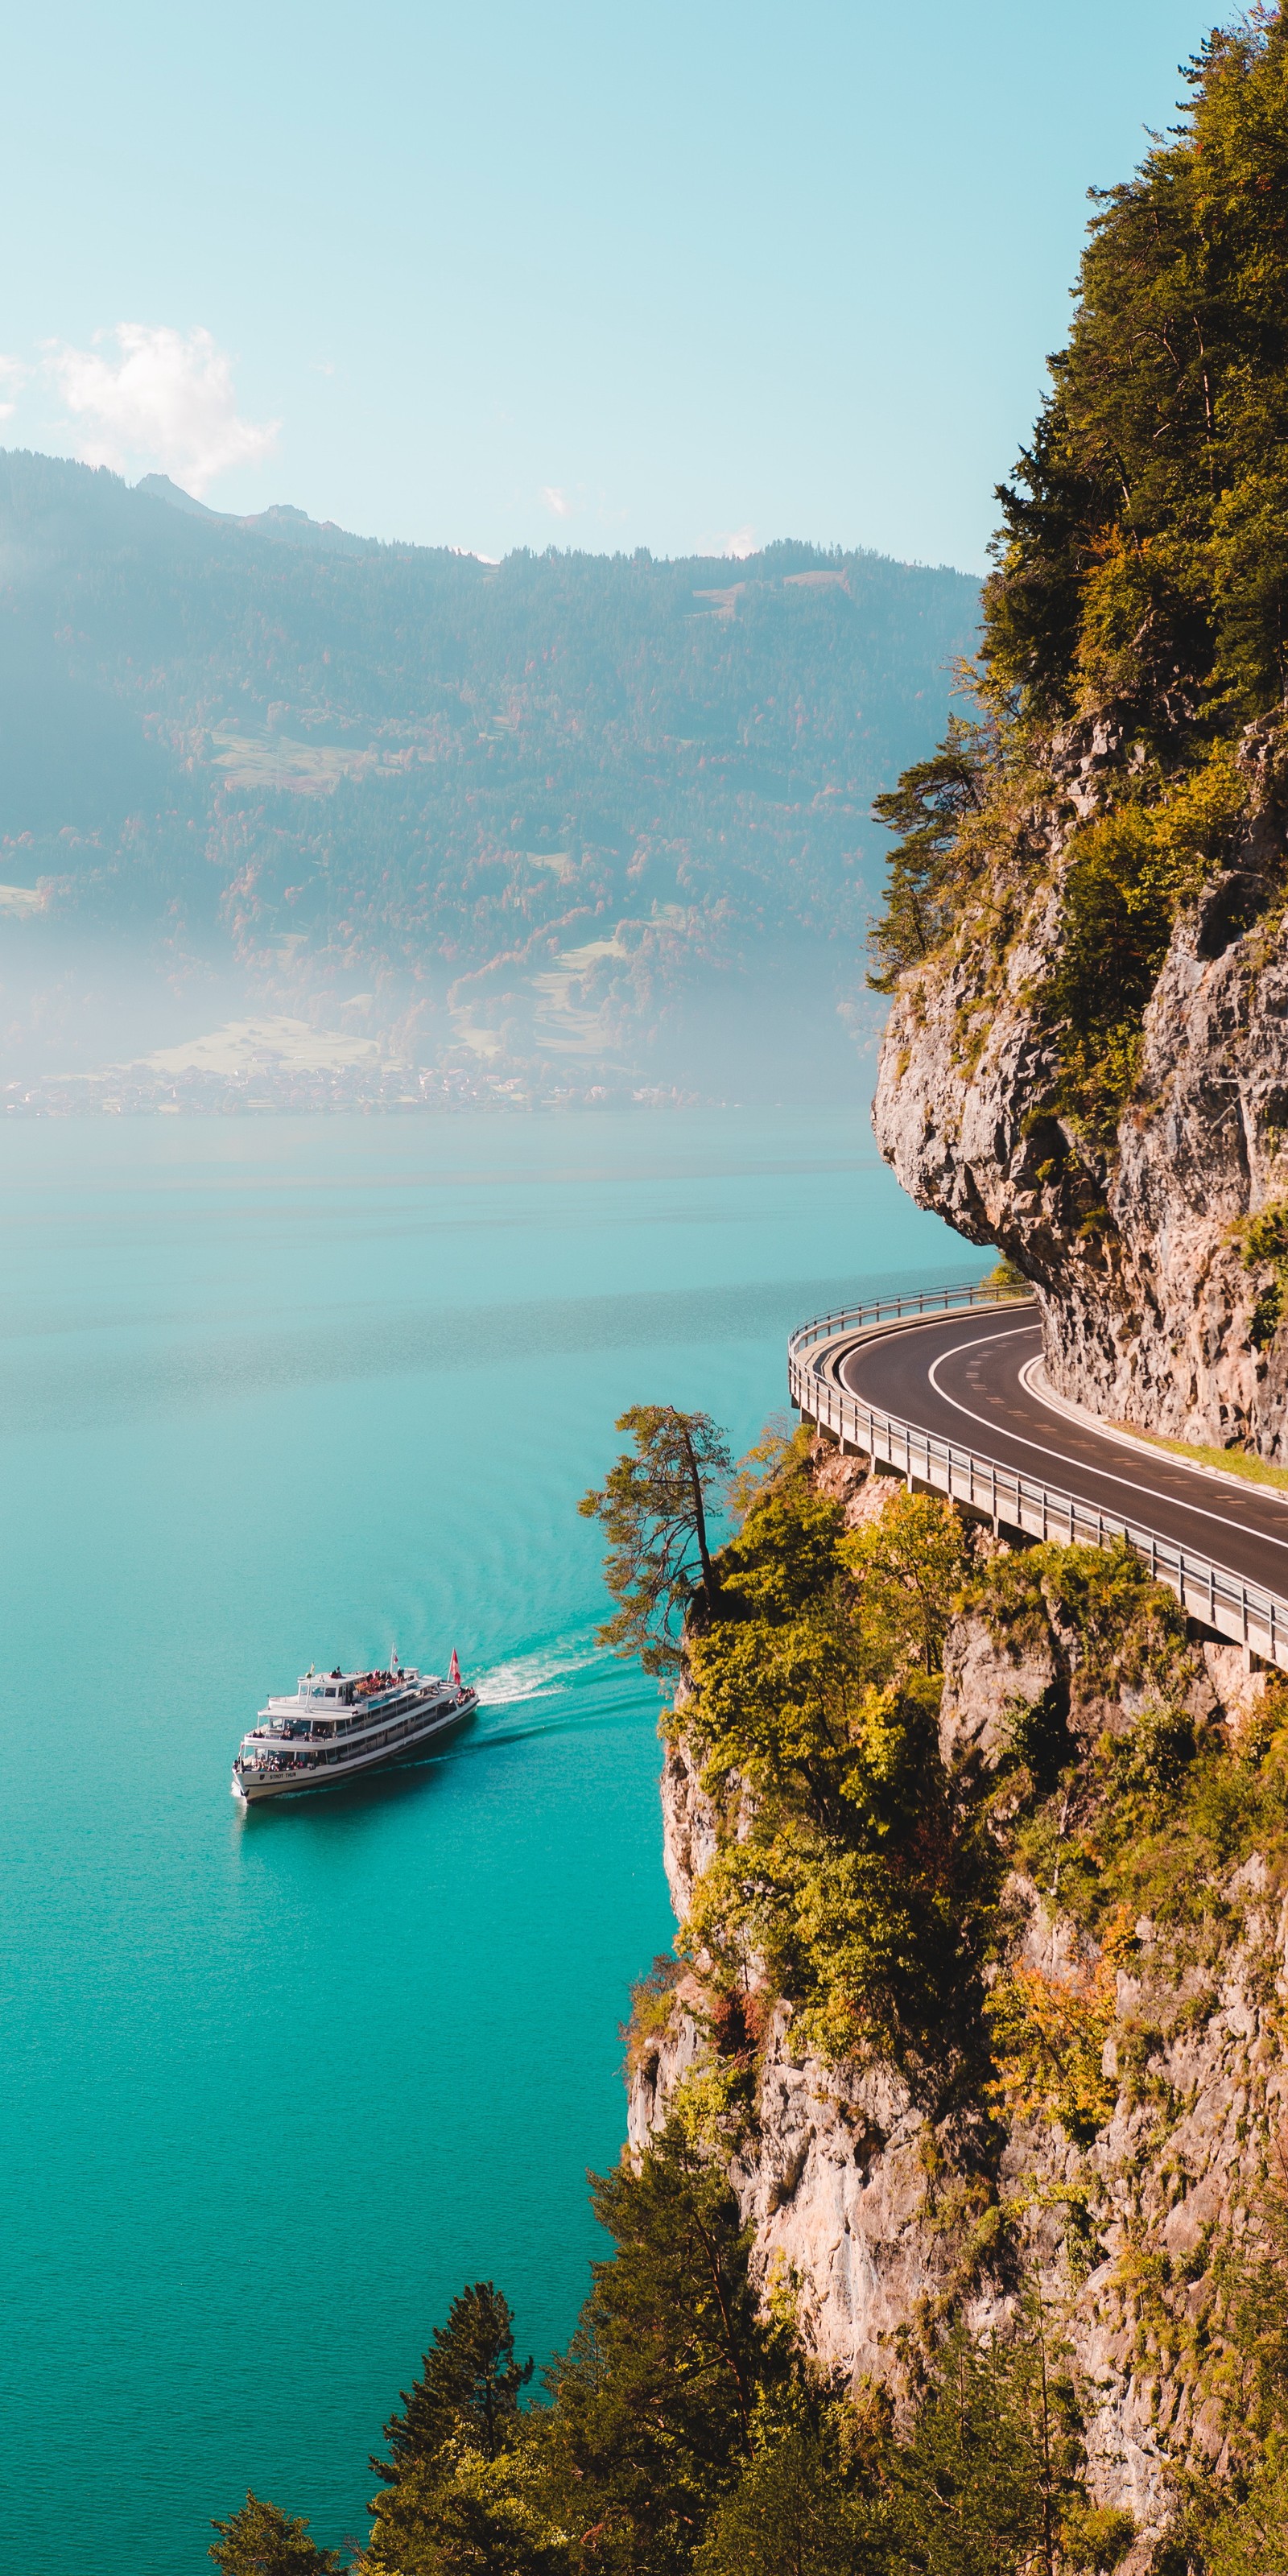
628,1469 -> 1288,2559
633,1868 -> 1288,2549
870,720 -> 1288,1458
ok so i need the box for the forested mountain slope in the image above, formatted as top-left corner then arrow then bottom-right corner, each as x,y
0,452 -> 976,1094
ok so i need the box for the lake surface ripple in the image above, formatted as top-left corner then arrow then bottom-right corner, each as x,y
0,1108 -> 981,2574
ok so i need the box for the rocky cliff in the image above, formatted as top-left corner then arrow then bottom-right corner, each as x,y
870,714 -> 1288,1459
863,19 -> 1288,1464
627,1453 -> 1288,2562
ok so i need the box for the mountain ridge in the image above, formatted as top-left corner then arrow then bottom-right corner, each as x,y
136,469 -> 383,557
0,448 -> 979,1097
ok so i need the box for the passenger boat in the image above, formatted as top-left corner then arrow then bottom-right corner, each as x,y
232,1649 -> 477,1803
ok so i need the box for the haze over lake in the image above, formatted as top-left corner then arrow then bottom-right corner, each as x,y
0,1105 -> 981,2574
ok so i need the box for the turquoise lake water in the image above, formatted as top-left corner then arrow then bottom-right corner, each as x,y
0,1106 -> 984,2575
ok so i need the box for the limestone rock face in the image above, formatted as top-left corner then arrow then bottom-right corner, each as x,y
938,1601 -> 1060,1777
659,1734 -> 718,1922
869,728 -> 1288,1457
810,1443 -> 910,1531
630,1973 -> 993,2381
630,1594 -> 1288,2560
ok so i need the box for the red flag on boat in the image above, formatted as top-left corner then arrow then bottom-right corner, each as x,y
449,1647 -> 462,1689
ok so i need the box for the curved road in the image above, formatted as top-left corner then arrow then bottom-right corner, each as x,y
833,1303 -> 1288,1605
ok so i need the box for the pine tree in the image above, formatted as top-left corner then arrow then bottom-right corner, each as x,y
866,712 -> 991,993
374,2282 -> 533,2480
362,2446 -> 571,2576
693,2415 -> 891,2576
547,2121 -> 771,2575
579,1407 -> 733,1674
894,2320 -> 1101,2576
1203,2174 -> 1288,2574
209,2492 -> 341,2576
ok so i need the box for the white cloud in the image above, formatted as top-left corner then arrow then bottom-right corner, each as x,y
43,324 -> 279,496
0,354 -> 28,425
539,484 -> 573,519
710,523 -> 758,559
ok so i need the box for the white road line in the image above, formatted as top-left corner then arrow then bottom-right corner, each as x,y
1018,1350 -> 1288,1511
894,1323 -> 1288,1562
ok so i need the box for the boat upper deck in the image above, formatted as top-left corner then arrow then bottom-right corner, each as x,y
246,1666 -> 453,1749
264,1666 -> 436,1711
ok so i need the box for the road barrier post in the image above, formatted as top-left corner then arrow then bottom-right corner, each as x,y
786,1281 -> 1288,1679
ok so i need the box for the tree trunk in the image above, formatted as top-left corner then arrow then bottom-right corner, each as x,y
681,1424 -> 718,1608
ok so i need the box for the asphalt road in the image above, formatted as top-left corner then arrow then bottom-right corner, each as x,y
835,1302 -> 1288,1598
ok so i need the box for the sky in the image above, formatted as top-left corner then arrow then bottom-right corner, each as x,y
0,0 -> 1220,571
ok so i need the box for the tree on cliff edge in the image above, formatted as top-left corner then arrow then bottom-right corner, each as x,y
580,1405 -> 733,1675
867,2 -> 1288,1136
209,2494 -> 341,2576
374,2281 -> 534,2479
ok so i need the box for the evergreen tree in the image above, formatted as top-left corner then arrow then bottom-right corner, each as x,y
1203,2176 -> 1288,2574
362,2445 -> 571,2576
693,2414 -> 890,2576
1205,2447 -> 1288,2576
867,712 -> 991,993
985,6 -> 1288,729
374,2282 -> 533,2480
895,2321 -> 1100,2576
209,2493 -> 341,2576
547,2120 -> 770,2575
580,1406 -> 733,1674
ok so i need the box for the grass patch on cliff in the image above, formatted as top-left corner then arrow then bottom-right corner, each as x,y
622,1955 -> 686,2079
1038,750 -> 1249,1137
1232,1198 -> 1288,1354
1102,1418 -> 1288,1492
1013,1702 -> 1288,1946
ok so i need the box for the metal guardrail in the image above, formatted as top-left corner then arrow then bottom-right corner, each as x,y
788,1282 -> 1288,1677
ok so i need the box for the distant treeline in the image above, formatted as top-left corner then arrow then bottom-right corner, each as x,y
0,452 -> 977,1063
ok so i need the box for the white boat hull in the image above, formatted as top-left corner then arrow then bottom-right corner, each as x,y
233,1688 -> 477,1804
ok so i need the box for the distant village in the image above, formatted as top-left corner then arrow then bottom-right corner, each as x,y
2,1060 -> 704,1117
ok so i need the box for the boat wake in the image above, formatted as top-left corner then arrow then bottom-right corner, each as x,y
473,1635 -> 607,1708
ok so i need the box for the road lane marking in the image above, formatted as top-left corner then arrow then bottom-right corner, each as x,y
1016,1351 -> 1288,1513
881,1324 -> 1288,1563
